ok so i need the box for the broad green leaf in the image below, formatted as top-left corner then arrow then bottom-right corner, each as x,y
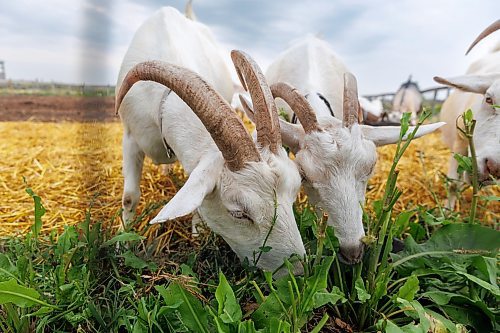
215,272 -> 242,324
302,256 -> 335,311
312,287 -> 346,308
392,223 -> 500,274
269,317 -> 291,333
0,254 -> 18,281
397,275 -> 419,301
385,320 -> 405,333
181,264 -> 198,279
354,276 -> 371,302
207,306 -> 230,333
102,232 -> 145,246
56,226 -> 78,256
393,210 -> 415,236
0,279 -> 46,308
120,250 -> 148,270
156,283 -> 209,333
472,256 -> 497,286
64,311 -> 86,326
441,304 -> 492,333
422,291 -> 453,305
453,153 -> 472,174
424,309 -> 458,333
455,271 -> 500,296
251,292 -> 285,329
397,298 -> 430,332
324,226 -> 340,251
422,291 -> 495,332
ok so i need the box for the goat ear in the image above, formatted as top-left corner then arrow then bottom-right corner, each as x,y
150,158 -> 220,224
434,74 -> 500,94
361,122 -> 445,147
279,119 -> 305,153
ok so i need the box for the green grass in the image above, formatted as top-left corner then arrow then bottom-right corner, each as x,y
0,111 -> 498,332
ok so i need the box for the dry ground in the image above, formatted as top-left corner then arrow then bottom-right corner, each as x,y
0,94 -> 498,240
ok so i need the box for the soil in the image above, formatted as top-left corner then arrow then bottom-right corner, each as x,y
0,95 -> 117,122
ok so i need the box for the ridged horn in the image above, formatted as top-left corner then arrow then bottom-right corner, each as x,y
343,72 -> 361,128
231,50 -> 281,153
466,20 -> 500,55
270,82 -> 319,133
115,60 -> 260,171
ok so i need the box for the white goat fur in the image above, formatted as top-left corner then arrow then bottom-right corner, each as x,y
263,36 -> 444,263
116,7 -> 305,272
437,40 -> 500,207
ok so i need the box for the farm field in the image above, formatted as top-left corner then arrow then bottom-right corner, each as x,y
0,93 -> 498,332
1,95 -> 498,237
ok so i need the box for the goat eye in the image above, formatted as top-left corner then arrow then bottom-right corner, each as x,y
485,96 -> 493,104
229,210 -> 252,222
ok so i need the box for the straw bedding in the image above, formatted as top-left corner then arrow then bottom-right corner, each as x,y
0,121 -> 497,241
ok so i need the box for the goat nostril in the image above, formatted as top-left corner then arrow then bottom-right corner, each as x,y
339,244 -> 364,264
485,158 -> 499,178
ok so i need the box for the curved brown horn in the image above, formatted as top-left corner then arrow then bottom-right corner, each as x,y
116,60 -> 260,171
466,20 -> 500,55
231,50 -> 281,153
270,82 -> 320,133
343,72 -> 361,128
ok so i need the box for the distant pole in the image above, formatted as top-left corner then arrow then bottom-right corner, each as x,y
0,61 -> 5,80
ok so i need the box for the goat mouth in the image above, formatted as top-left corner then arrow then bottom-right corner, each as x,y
337,251 -> 363,265
479,179 -> 498,186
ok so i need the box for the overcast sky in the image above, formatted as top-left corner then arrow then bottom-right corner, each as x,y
1,0 -> 498,94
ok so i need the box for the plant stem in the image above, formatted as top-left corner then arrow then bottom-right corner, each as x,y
467,121 -> 479,224
310,313 -> 329,333
314,213 -> 327,267
254,191 -> 279,267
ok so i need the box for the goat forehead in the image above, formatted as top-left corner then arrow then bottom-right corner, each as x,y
221,155 -> 300,204
304,129 -> 377,165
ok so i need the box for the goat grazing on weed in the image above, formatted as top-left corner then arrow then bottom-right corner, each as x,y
116,7 -> 305,273
242,36 -> 444,263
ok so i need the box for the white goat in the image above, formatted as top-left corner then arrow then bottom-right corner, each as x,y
243,36 -> 444,263
388,76 -> 423,125
435,20 -> 500,208
115,7 -> 305,273
359,96 -> 385,124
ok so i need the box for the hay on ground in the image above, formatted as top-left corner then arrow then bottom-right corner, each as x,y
0,121 -> 497,243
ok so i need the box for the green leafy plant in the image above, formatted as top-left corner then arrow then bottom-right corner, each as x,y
1,109 -> 498,332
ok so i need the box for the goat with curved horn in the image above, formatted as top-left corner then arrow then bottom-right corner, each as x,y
116,60 -> 260,171
231,50 -> 282,153
241,36 -> 445,264
115,7 -> 307,274
466,20 -> 500,55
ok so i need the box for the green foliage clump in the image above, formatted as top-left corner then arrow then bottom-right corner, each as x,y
0,110 -> 498,332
